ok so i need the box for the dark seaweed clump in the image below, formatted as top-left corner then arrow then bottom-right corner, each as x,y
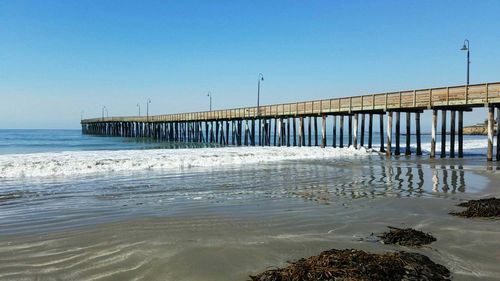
450,198 -> 500,218
249,249 -> 450,281
378,226 -> 436,247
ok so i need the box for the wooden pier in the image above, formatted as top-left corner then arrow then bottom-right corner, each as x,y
82,82 -> 500,161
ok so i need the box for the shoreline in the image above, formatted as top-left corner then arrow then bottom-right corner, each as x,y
0,156 -> 498,280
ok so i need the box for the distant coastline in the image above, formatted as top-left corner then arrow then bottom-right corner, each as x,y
463,121 -> 498,135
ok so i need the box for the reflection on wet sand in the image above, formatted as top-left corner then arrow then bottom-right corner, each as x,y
290,159 -> 476,203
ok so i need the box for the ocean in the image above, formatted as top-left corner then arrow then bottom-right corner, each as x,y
0,129 -> 499,280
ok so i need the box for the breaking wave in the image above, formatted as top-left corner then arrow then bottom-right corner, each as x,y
0,146 -> 370,179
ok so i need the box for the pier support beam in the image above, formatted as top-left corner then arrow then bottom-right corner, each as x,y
431,109 -> 437,158
379,114 -> 385,152
314,116 -> 318,146
368,114 -> 373,149
332,115 -> 337,148
395,112 -> 400,155
487,106 -> 494,161
416,112 -> 422,156
321,115 -> 326,148
298,117 -> 303,147
405,112 -> 411,156
251,119 -> 255,146
308,117 -> 312,146
450,110 -> 456,158
293,117 -> 297,146
339,115 -> 344,148
386,112 -> 392,156
458,111 -> 464,158
273,118 -> 278,146
360,114 -> 365,147
497,107 -> 500,161
348,115 -> 352,147
353,113 -> 358,148
441,110 -> 447,158
287,118 -> 291,147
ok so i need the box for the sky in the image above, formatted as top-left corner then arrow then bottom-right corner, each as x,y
0,0 -> 499,129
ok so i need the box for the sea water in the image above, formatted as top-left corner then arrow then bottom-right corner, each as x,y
0,129 -> 499,280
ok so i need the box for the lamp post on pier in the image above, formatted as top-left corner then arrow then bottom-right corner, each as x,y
102,106 -> 108,120
146,99 -> 151,122
257,73 -> 264,146
459,39 -> 470,158
207,91 -> 213,111
460,39 -> 470,85
137,103 -> 141,116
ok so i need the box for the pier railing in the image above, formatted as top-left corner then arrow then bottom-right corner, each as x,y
82,82 -> 500,123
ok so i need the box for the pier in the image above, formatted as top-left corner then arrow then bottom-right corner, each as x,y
82,82 -> 500,161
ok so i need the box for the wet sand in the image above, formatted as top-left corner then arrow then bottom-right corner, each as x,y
0,156 -> 499,280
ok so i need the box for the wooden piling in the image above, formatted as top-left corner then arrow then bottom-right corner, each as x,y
379,114 -> 385,152
277,118 -> 282,147
441,110 -> 446,158
458,111 -> 463,158
387,112 -> 392,156
497,107 -> 500,161
339,115 -> 344,148
273,118 -> 278,146
368,114 -> 373,149
405,112 -> 411,156
314,116 -> 318,146
287,118 -> 291,147
239,120 -> 243,146
348,115 -> 352,146
360,113 -> 365,147
214,122 -> 219,144
293,117 -> 297,146
332,115 -> 337,148
298,117 -> 303,147
395,112 -> 400,156
267,120 -> 271,146
301,117 -> 305,147
251,119 -> 255,146
450,110 -> 456,158
416,112 -> 422,156
431,109 -> 437,158
244,121 -> 249,146
353,113 -> 358,148
321,115 -> 326,148
487,106 -> 494,161
308,117 -> 312,147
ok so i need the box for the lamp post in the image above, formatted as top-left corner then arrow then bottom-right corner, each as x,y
257,73 -> 264,146
81,110 -> 84,121
146,99 -> 151,121
137,103 -> 141,116
460,39 -> 470,85
459,39 -> 470,158
102,106 -> 108,120
207,91 -> 212,111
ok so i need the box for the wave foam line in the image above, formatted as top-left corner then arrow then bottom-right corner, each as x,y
0,146 -> 370,179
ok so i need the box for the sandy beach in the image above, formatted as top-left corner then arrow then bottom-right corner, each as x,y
1,154 -> 499,280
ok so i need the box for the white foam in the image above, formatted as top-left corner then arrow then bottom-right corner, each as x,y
0,146 -> 370,179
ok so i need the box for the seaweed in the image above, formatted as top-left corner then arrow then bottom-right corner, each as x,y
450,198 -> 500,218
378,226 -> 436,247
249,248 -> 450,281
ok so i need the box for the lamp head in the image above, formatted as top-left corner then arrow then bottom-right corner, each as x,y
460,44 -> 468,51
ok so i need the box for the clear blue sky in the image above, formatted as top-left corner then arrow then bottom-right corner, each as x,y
1,0 -> 499,129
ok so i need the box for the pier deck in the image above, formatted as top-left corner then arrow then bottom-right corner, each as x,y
82,82 -> 500,161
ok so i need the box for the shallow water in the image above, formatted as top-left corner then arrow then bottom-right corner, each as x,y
1,153 -> 499,280
1,130 -> 499,280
